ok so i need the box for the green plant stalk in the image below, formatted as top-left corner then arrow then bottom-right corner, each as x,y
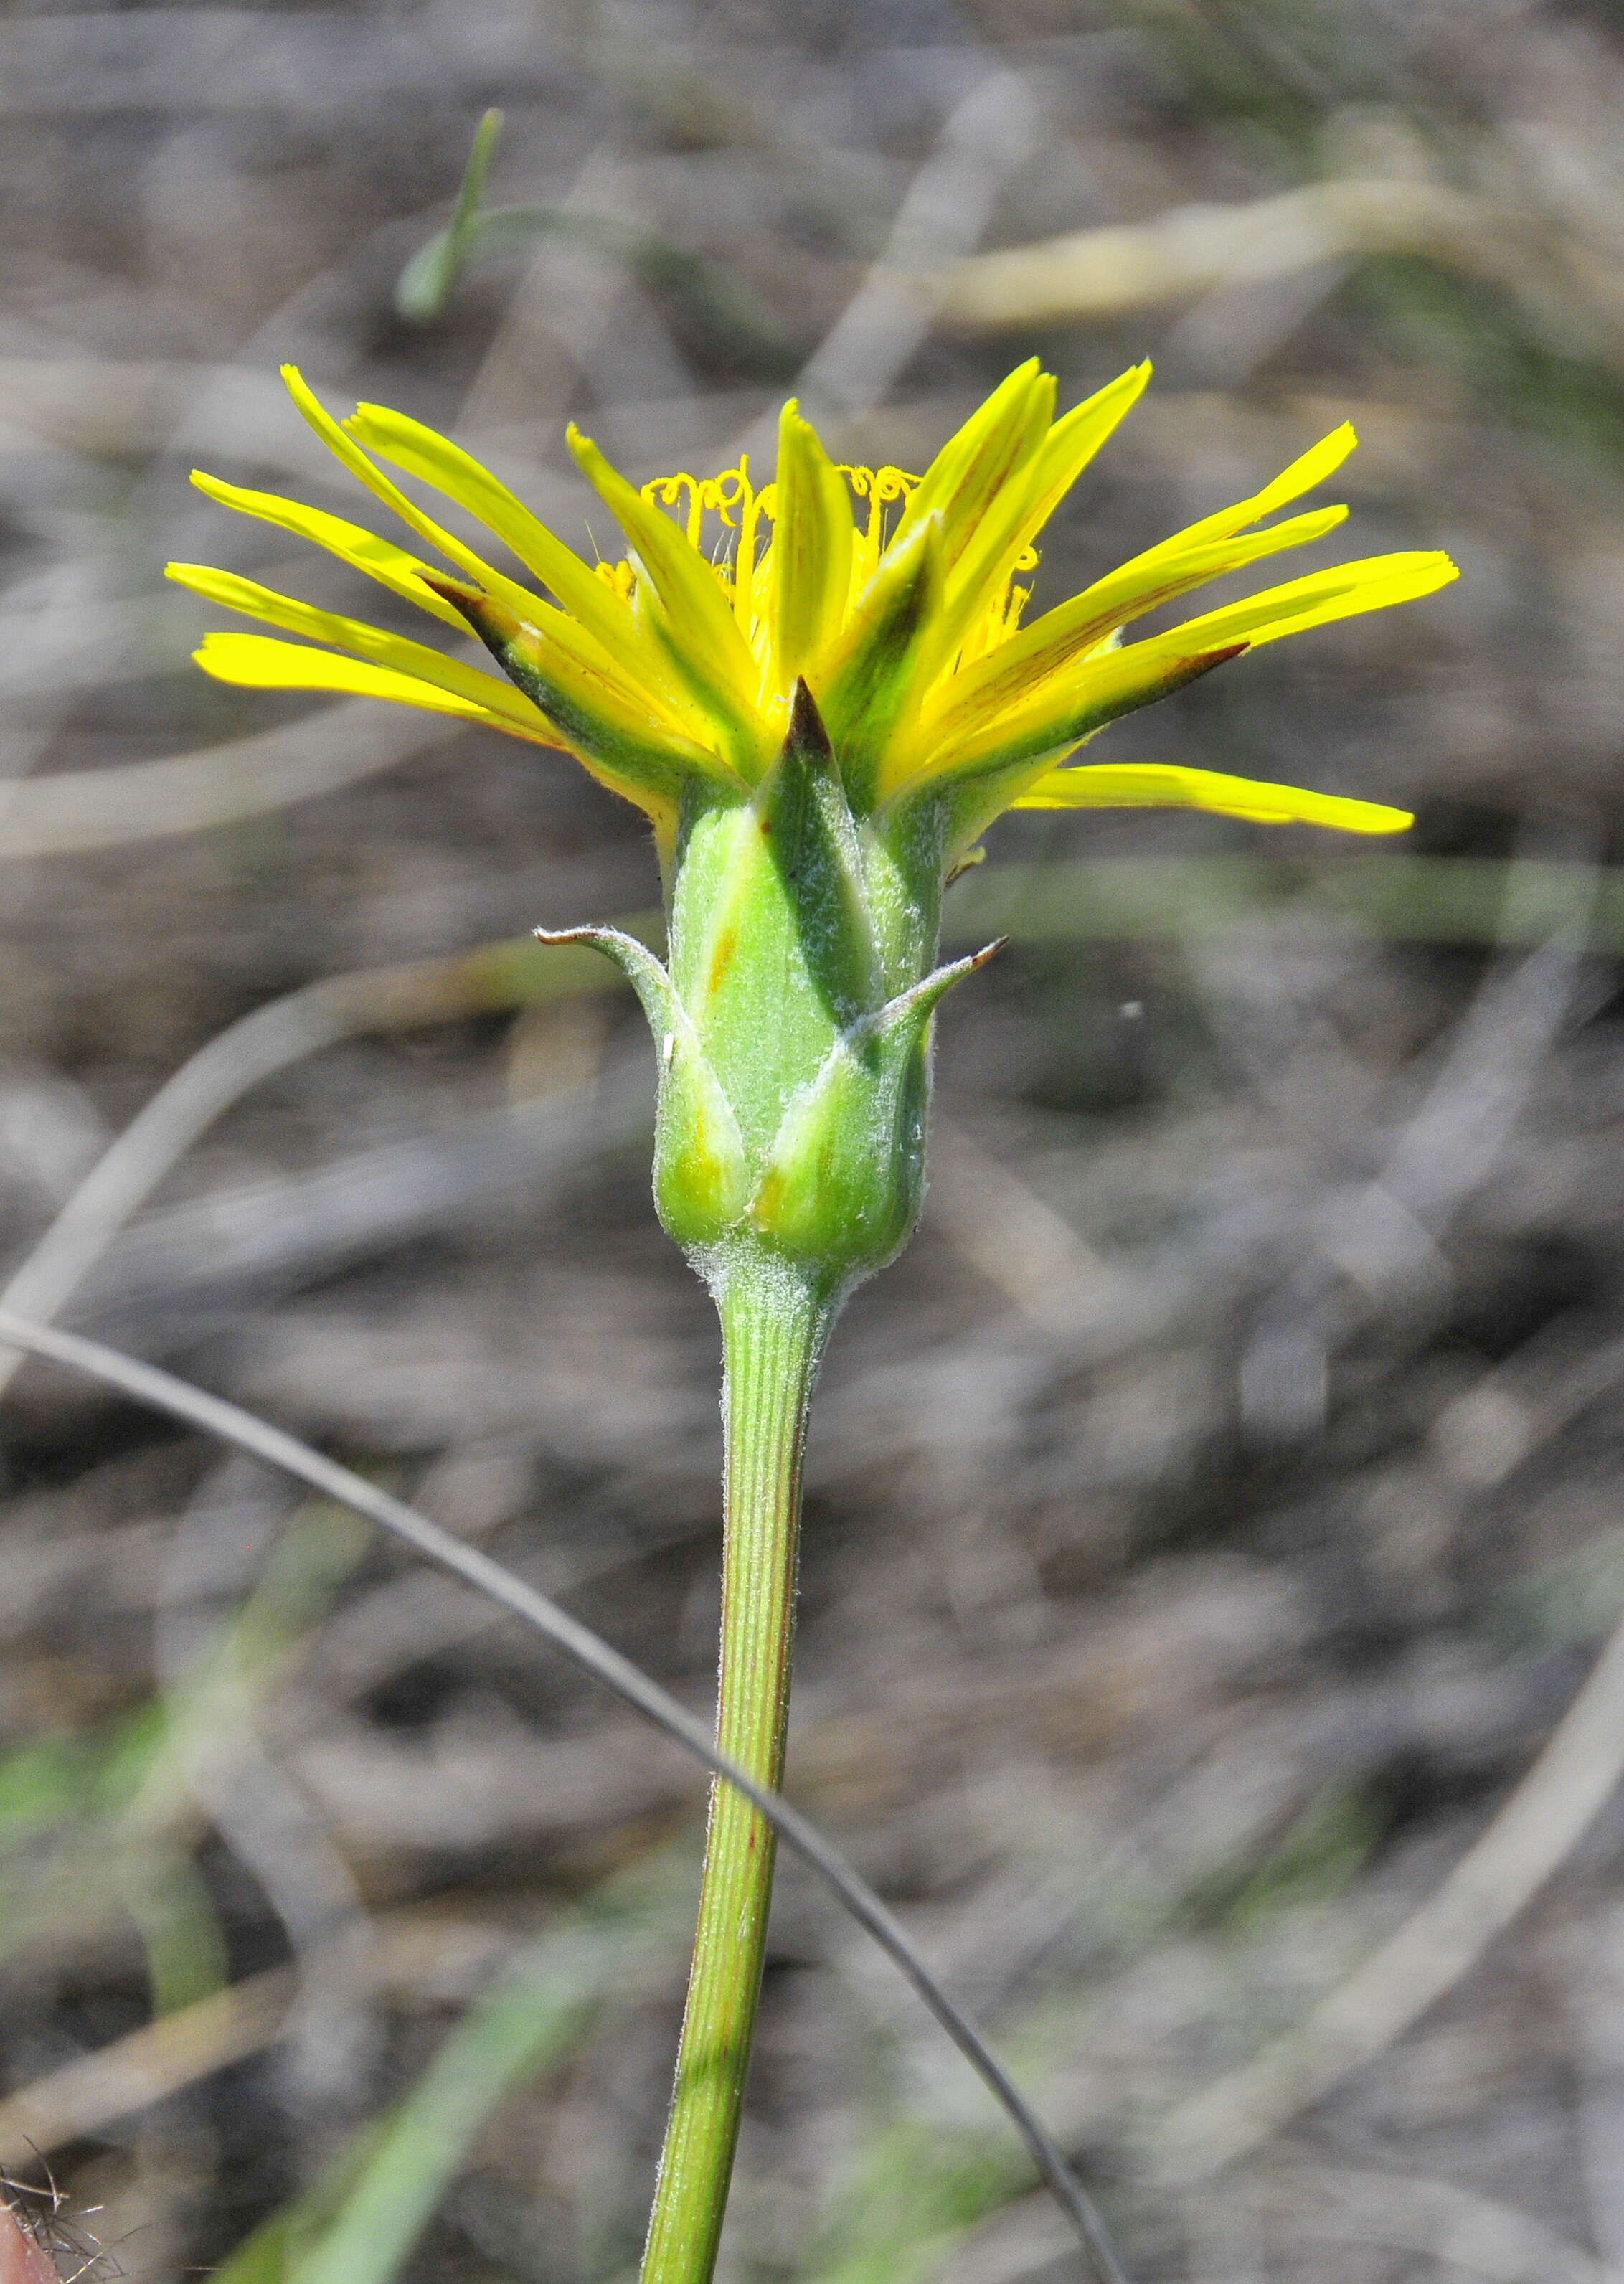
640,1249 -> 831,2284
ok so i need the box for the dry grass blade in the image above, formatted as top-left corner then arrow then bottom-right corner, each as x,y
794,66 -> 1041,425
0,928 -> 636,1396
930,175 -> 1624,369
0,702 -> 439,859
0,1311 -> 1130,2284
1255,2158 -> 1610,2284
1153,1609 -> 1624,2179
0,1971 -> 294,2170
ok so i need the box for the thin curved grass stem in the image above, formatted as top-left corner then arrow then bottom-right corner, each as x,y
0,1307 -> 1128,2284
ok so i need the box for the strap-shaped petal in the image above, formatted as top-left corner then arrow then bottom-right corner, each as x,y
1012,761 -> 1412,833
166,562 -> 557,736
188,472 -> 470,630
1003,362 -> 1153,543
280,367 -> 549,630
428,577 -> 735,799
893,359 -> 1054,572
192,632 -> 550,738
343,402 -> 676,692
1148,549 -> 1458,653
769,400 -> 855,684
890,641 -> 1247,801
1130,423 -> 1359,575
923,505 -> 1349,745
931,361 -> 1152,663
902,552 -> 1454,813
565,426 -> 763,747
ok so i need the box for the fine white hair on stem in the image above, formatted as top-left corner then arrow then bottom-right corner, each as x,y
0,1308 -> 1131,2284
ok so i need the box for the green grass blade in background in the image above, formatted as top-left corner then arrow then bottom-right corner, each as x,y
212,1872 -> 684,2284
288,1945 -> 602,2284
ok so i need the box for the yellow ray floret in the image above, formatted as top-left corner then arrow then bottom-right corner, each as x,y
187,473 -> 471,631
1012,762 -> 1412,833
176,362 -> 1457,844
906,549 -> 1458,801
168,562 -> 557,737
192,631 -> 547,735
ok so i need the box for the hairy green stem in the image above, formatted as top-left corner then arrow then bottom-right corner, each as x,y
640,1250 -> 832,2284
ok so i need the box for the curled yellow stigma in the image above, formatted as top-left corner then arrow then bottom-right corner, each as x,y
613,455 -> 1038,659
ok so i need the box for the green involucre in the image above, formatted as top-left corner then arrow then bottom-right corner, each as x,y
549,686 -> 997,1294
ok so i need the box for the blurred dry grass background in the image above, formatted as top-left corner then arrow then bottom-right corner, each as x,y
3,0 -> 1624,2279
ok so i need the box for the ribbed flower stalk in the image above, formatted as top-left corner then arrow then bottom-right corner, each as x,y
641,1252 -> 830,2284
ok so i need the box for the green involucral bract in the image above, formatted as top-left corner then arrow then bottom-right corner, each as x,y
543,684 -> 999,1301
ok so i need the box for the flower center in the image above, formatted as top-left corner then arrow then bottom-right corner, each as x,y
592,455 -> 1039,673
642,454 -> 917,558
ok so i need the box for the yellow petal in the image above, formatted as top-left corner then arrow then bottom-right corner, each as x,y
343,402 -> 673,684
566,425 -> 763,745
280,365 -> 544,626
1012,362 -> 1153,539
1143,423 -> 1360,571
894,359 -> 1054,572
898,551 -> 1454,808
770,400 -> 856,684
928,504 -> 1349,746
192,631 -> 547,737
1012,761 -> 1412,834
933,361 -> 1153,660
813,512 -> 945,808
1152,549 -> 1458,653
187,471 -> 470,631
427,576 -> 734,799
166,562 -> 555,736
892,641 -> 1247,800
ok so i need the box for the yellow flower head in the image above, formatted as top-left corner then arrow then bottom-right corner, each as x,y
170,359 -> 1455,855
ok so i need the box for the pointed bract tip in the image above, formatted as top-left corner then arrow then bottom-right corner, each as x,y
420,570 -> 483,603
786,676 -> 834,752
968,936 -> 1008,968
422,570 -> 513,631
